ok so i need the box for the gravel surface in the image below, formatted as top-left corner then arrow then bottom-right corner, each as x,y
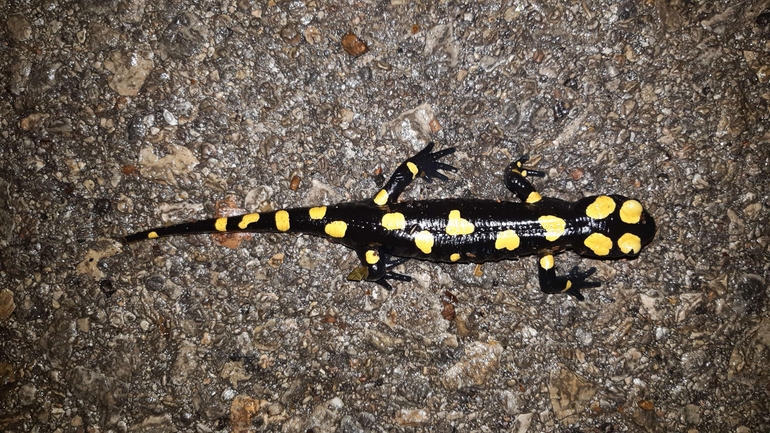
2,1 -> 770,432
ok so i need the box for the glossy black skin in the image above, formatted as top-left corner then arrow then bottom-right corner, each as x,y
318,198 -> 589,262
125,143 -> 656,300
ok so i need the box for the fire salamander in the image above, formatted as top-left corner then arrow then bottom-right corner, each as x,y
125,143 -> 656,300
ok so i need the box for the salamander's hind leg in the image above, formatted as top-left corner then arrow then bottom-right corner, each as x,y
504,155 -> 545,204
347,248 -> 412,290
537,254 -> 600,301
372,142 -> 457,206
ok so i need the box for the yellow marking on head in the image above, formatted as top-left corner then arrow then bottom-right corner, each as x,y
148,231 -> 159,239
618,233 -> 642,254
238,213 -> 260,229
563,280 -> 572,292
215,217 -> 228,232
365,250 -> 380,264
538,215 -> 566,241
381,212 -> 406,230
539,255 -> 554,270
450,253 -> 461,262
495,230 -> 520,251
585,195 -> 616,220
373,189 -> 389,206
446,210 -> 475,235
584,232 -> 613,256
275,210 -> 290,232
406,161 -> 419,178
309,206 -> 327,220
324,221 -> 348,238
526,191 -> 542,204
620,200 -> 643,224
414,230 -> 434,254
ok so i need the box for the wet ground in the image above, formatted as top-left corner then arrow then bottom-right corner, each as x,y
2,0 -> 770,432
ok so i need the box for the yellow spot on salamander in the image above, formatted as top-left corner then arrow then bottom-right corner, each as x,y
309,206 -> 327,220
495,230 -> 520,251
620,200 -> 643,224
538,215 -> 566,241
324,221 -> 348,238
585,195 -> 616,220
526,191 -> 542,204
365,250 -> 380,264
539,255 -> 554,271
446,210 -> 475,235
450,253 -> 461,262
618,233 -> 642,254
414,230 -> 434,254
275,210 -> 290,232
238,213 -> 260,229
584,232 -> 613,256
148,231 -> 159,239
406,161 -> 419,178
215,217 -> 228,232
381,212 -> 406,230
374,189 -> 389,206
563,280 -> 572,292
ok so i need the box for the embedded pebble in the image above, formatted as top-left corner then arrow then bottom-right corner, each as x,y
395,408 -> 429,426
0,289 -> 15,321
757,65 -> 770,83
7,14 -> 32,41
442,340 -> 503,390
138,144 -> 200,184
103,50 -> 154,96
548,366 -> 597,423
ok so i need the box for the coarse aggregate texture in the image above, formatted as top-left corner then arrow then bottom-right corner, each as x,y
2,0 -> 770,432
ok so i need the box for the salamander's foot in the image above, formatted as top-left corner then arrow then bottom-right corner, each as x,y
348,251 -> 412,291
538,253 -> 601,301
372,142 -> 457,205
412,142 -> 457,183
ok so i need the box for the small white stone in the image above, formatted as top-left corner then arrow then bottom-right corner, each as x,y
328,397 -> 343,409
163,109 -> 178,126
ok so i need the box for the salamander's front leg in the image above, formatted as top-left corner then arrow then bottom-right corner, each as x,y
372,142 -> 456,206
347,248 -> 412,290
537,254 -> 600,301
504,156 -> 545,204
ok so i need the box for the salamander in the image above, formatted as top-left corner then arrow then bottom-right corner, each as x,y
125,143 -> 656,300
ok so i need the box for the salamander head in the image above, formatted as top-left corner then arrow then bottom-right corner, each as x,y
573,195 -> 656,259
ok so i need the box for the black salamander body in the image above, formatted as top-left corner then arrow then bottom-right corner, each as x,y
125,144 -> 656,300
